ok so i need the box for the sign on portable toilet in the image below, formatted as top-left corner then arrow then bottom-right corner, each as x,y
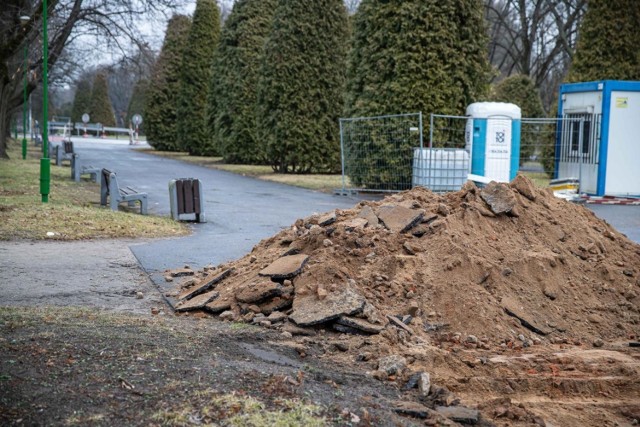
466,102 -> 521,182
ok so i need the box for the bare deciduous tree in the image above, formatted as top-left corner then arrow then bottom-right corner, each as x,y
485,0 -> 586,111
0,0 -> 187,158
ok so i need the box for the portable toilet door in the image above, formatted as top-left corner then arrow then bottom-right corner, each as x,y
466,102 -> 522,182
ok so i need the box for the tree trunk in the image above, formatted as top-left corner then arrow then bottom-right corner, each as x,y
0,81 -> 13,159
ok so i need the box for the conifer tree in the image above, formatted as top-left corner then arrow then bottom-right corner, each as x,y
490,75 -> 545,164
145,15 -> 192,151
256,0 -> 349,173
70,79 -> 92,124
206,0 -> 276,162
89,72 -> 115,127
176,0 -> 220,155
569,0 -> 640,82
345,0 -> 490,188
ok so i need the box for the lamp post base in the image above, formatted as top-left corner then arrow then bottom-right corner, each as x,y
40,158 -> 50,203
22,138 -> 27,159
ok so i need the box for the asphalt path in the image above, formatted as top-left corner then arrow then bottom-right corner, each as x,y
68,138 -> 361,283
68,138 -> 640,286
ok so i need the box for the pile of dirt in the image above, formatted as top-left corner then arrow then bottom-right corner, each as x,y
168,176 -> 640,350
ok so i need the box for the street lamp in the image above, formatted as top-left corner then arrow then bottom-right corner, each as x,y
40,0 -> 50,203
20,15 -> 30,160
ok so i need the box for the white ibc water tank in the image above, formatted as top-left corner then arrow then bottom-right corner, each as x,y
412,148 -> 470,192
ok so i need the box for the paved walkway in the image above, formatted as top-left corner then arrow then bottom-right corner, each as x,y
70,138 -> 361,283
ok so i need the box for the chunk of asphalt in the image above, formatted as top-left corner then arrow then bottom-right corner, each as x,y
178,268 -> 232,301
235,280 -> 283,304
175,290 -> 219,312
377,205 -> 424,233
336,316 -> 384,334
205,294 -> 234,313
318,211 -> 337,226
435,405 -> 480,425
259,254 -> 309,280
289,283 -> 366,326
480,181 -> 517,214
357,205 -> 379,227
502,297 -> 551,335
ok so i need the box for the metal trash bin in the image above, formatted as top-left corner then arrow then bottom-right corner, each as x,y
169,178 -> 206,223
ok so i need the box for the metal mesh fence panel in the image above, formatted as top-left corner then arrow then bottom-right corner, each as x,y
339,113 -> 422,193
338,112 -> 600,194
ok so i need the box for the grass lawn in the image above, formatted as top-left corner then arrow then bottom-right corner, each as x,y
0,138 -> 189,240
140,149 -> 349,192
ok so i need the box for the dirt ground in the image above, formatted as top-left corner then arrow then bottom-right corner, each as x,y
0,240 -> 427,426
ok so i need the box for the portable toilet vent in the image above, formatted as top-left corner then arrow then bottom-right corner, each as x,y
466,102 -> 521,182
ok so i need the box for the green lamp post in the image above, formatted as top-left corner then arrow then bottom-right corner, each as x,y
40,0 -> 50,203
20,15 -> 30,160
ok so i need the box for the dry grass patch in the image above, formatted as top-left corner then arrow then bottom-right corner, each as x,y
0,139 -> 188,240
138,148 -> 345,192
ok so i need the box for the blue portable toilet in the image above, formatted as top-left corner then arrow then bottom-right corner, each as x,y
556,80 -> 640,196
466,102 -> 522,183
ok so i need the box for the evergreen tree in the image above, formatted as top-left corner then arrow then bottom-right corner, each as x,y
490,74 -> 545,164
126,79 -> 149,134
89,72 -> 115,127
145,15 -> 192,151
206,0 -> 277,162
70,79 -> 92,124
345,0 -> 490,189
569,0 -> 640,82
176,0 -> 220,155
256,0 -> 349,173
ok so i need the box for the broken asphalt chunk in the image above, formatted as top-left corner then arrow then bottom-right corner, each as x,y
235,280 -> 283,304
178,268 -> 232,301
377,205 -> 424,233
336,316 -> 385,334
357,205 -> 379,227
169,268 -> 194,278
393,401 -> 431,419
480,181 -> 517,214
259,254 -> 309,280
289,283 -> 366,326
502,297 -> 551,335
435,405 -> 480,425
318,211 -> 337,226
175,290 -> 219,312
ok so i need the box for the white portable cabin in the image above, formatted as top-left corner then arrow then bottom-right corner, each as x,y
556,80 -> 640,196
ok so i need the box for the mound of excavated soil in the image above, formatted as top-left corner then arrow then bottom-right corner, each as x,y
169,176 -> 640,350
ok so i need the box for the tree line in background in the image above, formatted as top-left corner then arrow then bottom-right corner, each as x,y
131,0 -> 640,176
10,0 -> 640,175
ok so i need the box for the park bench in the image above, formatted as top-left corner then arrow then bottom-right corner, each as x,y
70,155 -> 100,183
52,140 -> 74,166
100,169 -> 148,215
